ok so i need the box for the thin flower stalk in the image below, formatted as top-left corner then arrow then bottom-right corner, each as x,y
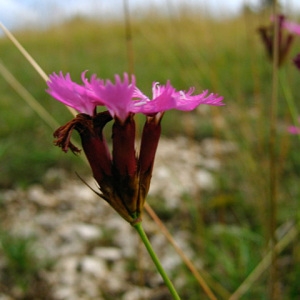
134,222 -> 181,300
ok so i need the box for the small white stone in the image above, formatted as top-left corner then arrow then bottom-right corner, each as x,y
0,294 -> 14,300
201,138 -> 237,156
195,169 -> 215,190
93,247 -> 122,261
57,223 -> 101,244
74,223 -> 102,241
201,158 -> 221,170
106,218 -> 138,258
122,287 -> 152,300
80,256 -> 108,280
27,185 -> 57,207
54,287 -> 78,300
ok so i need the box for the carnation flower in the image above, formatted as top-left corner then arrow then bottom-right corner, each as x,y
46,72 -> 224,223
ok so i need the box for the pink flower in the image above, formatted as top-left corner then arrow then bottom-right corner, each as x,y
47,71 -> 224,118
47,72 -> 144,122
47,71 -> 224,224
288,118 -> 300,134
288,126 -> 300,134
270,15 -> 300,35
47,71 -> 101,115
132,81 -> 224,116
282,18 -> 300,35
90,73 -> 137,122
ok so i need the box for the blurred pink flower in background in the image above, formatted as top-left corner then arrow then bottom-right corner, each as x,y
281,18 -> 300,36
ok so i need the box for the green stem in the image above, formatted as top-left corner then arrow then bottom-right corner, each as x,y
133,222 -> 181,300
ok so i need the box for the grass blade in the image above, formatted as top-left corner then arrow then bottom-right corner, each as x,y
0,59 -> 59,130
229,224 -> 298,300
0,22 -> 49,82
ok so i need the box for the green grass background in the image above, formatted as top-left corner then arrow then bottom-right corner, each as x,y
0,5 -> 300,299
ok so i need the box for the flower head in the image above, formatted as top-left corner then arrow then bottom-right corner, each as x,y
47,71 -> 101,115
288,117 -> 300,135
47,71 -> 224,224
132,81 -> 224,116
288,126 -> 300,135
258,14 -> 294,67
281,18 -> 300,36
90,73 -> 137,122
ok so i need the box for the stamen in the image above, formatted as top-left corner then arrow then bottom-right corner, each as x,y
134,99 -> 149,107
179,91 -> 186,100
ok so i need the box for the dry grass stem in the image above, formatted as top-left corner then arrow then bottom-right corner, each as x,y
229,224 -> 298,300
0,22 -> 77,118
0,59 -> 59,129
145,203 -> 228,300
0,22 -> 49,82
